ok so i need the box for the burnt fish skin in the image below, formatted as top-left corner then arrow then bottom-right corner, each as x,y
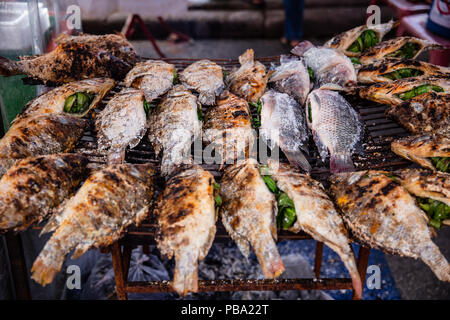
306,89 -> 363,173
0,154 -> 89,232
260,90 -> 311,172
331,171 -> 450,282
32,163 -> 156,286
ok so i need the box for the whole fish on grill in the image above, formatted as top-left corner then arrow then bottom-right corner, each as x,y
358,59 -> 450,84
32,163 -> 156,286
385,92 -> 449,135
227,49 -> 268,103
305,89 -> 363,173
220,158 -> 285,278
291,41 -> 357,90
359,37 -> 445,65
359,77 -> 450,106
15,78 -> 115,121
179,60 -> 224,106
391,134 -> 450,172
147,85 -> 202,176
266,160 -> 362,298
0,33 -> 137,83
203,91 -> 255,165
268,55 -> 310,105
330,171 -> 450,282
155,165 -> 216,296
0,154 -> 88,232
260,90 -> 311,172
325,20 -> 395,57
124,60 -> 175,103
0,114 -> 87,178
96,89 -> 147,163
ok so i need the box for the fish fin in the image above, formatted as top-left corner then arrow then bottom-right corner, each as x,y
173,250 -> 199,296
420,244 -> 450,282
239,49 -> 255,65
331,245 -> 362,299
330,153 -> 355,173
0,56 -> 20,76
284,149 -> 311,172
251,233 -> 285,279
40,218 -> 59,235
291,41 -> 314,57
198,91 -> 216,106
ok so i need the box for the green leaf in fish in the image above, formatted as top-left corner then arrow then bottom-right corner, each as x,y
307,102 -> 312,123
307,66 -> 315,81
262,175 -> 278,194
214,194 -> 222,207
398,84 -> 444,100
280,207 -> 297,230
173,69 -> 178,84
350,57 -> 361,65
197,107 -> 203,121
347,30 -> 378,53
383,68 -> 423,80
387,42 -> 421,59
417,197 -> 450,230
430,157 -> 450,173
143,100 -> 151,116
64,92 -> 95,114
249,100 -> 262,128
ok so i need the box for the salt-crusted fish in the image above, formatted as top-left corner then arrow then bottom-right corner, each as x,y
330,170 -> 450,282
305,89 -> 363,173
147,85 -> 202,176
291,41 -> 357,90
203,91 -> 255,165
268,55 -> 310,105
0,114 -> 87,178
155,165 -> 216,296
260,90 -> 311,172
391,134 -> 450,172
220,158 -> 285,278
0,154 -> 89,232
227,49 -> 268,103
124,60 -> 175,103
32,163 -> 156,286
179,60 -> 224,105
325,21 -> 396,57
266,160 -> 362,298
0,33 -> 137,83
96,89 -> 147,163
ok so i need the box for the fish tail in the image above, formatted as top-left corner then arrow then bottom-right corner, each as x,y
173,250 -> 199,296
333,246 -> 363,299
284,149 -> 311,172
0,56 -> 20,76
420,244 -> 450,282
330,153 -> 355,174
252,233 -> 285,279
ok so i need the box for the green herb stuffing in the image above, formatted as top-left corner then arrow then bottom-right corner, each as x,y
249,100 -> 262,128
417,197 -> 450,229
173,69 -> 178,84
347,30 -> 378,53
307,66 -> 315,81
64,92 -> 94,114
143,100 -> 151,116
307,102 -> 312,123
213,182 -> 222,207
350,57 -> 361,65
197,107 -> 203,121
383,68 -> 423,80
430,157 -> 450,173
398,84 -> 444,100
383,173 -> 399,183
387,42 -> 421,59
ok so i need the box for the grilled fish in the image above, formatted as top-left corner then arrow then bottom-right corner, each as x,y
32,163 -> 156,286
179,60 -> 224,106
0,154 -> 88,232
325,20 -> 395,57
359,77 -> 450,106
0,33 -> 137,83
0,114 -> 87,177
148,85 -> 202,176
359,37 -> 445,65
358,59 -> 450,84
96,89 -> 147,163
291,41 -> 357,90
220,158 -> 285,278
306,89 -> 363,173
266,160 -> 362,298
330,171 -> 450,282
124,60 -> 175,103
260,90 -> 311,172
391,134 -> 450,171
227,49 -> 268,103
268,55 -> 310,105
386,92 -> 449,135
203,91 -> 255,165
15,78 -> 114,121
155,165 -> 216,296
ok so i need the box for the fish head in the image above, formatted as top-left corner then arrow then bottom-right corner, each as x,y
305,89 -> 326,128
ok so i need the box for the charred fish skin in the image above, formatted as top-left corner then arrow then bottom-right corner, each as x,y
268,55 -> 310,105
306,89 -> 363,173
124,60 -> 175,103
220,158 -> 285,279
31,163 -> 156,286
0,154 -> 89,232
0,114 -> 87,177
227,49 -> 268,103
391,134 -> 450,171
386,92 -> 449,135
260,90 -> 311,172
267,160 -> 362,298
330,171 -> 450,282
179,60 -> 224,106
155,165 -> 216,296
147,85 -> 202,176
203,91 -> 255,165
96,89 -> 147,164
0,34 -> 137,83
